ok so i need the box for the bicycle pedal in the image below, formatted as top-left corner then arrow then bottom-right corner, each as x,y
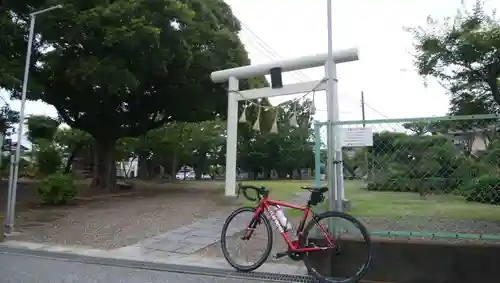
273,251 -> 288,260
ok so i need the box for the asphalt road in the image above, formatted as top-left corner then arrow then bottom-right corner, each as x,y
0,251 -> 270,283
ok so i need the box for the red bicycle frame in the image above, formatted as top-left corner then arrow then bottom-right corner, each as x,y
245,193 -> 336,253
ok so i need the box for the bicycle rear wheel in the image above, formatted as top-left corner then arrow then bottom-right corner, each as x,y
301,211 -> 372,283
220,207 -> 273,272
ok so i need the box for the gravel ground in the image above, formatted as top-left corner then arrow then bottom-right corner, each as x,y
9,181 -> 234,249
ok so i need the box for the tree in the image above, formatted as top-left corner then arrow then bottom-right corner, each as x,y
5,0 -> 256,190
26,115 -> 60,143
188,119 -> 226,179
54,127 -> 93,173
409,1 -> 500,114
403,122 -> 433,136
0,1 -> 28,93
237,99 -> 315,179
0,104 -> 20,138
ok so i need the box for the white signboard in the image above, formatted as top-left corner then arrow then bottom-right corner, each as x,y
340,127 -> 373,147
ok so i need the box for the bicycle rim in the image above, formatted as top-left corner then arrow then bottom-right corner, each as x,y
220,207 -> 273,272
301,211 -> 372,283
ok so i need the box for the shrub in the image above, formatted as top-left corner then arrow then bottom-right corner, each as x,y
460,175 -> 500,205
366,132 -> 494,195
34,140 -> 62,176
38,173 -> 78,205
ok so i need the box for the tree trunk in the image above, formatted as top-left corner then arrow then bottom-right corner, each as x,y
63,143 -> 83,174
296,168 -> 302,180
195,147 -> 208,180
171,153 -> 177,179
92,140 -> 117,191
138,154 -> 149,179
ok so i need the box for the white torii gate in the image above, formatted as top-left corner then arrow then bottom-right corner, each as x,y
210,47 -> 359,209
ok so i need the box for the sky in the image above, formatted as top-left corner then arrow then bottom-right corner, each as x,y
1,0 -> 499,145
225,0 -> 500,123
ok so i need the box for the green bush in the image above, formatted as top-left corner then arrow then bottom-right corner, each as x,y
460,175 -> 500,205
38,173 -> 78,205
34,140 -> 62,176
366,132 -> 494,194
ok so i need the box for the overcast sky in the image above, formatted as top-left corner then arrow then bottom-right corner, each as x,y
2,0 -> 499,145
226,0 -> 499,123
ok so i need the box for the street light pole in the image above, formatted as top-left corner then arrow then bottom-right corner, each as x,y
4,4 -> 62,236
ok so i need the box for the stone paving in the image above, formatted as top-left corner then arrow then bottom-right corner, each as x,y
1,191 -> 314,275
109,191 -> 312,260
114,216 -> 231,256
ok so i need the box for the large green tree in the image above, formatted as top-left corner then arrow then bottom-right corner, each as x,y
4,0 -> 254,189
409,1 -> 500,115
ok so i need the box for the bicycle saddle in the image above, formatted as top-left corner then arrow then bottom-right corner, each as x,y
301,186 -> 328,193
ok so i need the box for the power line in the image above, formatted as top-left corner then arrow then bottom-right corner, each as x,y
238,21 -> 312,82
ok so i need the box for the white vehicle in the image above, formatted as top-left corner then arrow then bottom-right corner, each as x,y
176,171 -> 195,180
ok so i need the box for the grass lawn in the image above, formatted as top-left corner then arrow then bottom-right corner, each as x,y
226,180 -> 313,207
340,180 -> 500,221
225,180 -> 500,221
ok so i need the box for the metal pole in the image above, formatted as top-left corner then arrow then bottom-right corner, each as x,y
6,5 -> 62,235
0,134 -> 4,169
314,122 -> 321,188
361,91 -> 369,180
5,14 -> 35,235
325,0 -> 344,213
4,154 -> 15,234
361,91 -> 366,127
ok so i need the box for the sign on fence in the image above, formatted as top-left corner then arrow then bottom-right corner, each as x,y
340,127 -> 373,147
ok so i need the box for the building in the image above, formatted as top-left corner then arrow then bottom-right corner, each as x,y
430,128 -> 492,156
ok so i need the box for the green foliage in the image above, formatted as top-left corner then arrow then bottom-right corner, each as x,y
237,99 -> 315,178
0,104 -> 19,137
482,139 -> 500,166
402,122 -> 433,136
54,127 -> 93,157
367,132 -> 490,193
461,175 -> 500,205
26,115 -> 60,143
34,139 -> 62,176
408,1 -> 500,114
38,173 -> 78,205
3,0 -> 260,189
13,0 -> 251,141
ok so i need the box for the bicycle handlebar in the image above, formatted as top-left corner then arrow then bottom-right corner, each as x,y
237,183 -> 269,202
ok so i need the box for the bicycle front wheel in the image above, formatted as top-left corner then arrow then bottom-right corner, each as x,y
220,207 -> 273,272
301,211 -> 372,283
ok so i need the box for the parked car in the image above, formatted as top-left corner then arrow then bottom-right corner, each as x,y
176,171 -> 195,180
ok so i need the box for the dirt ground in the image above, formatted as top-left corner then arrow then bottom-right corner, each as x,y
5,180 -> 235,249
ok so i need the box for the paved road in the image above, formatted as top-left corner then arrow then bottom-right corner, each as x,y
0,251 -> 270,283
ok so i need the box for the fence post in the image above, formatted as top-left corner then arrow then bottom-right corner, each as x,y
314,122 -> 321,188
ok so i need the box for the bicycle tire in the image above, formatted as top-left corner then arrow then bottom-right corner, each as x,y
220,207 -> 273,272
301,211 -> 372,283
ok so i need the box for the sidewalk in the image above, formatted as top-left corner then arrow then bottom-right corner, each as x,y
1,240 -> 307,275
1,192 -> 312,275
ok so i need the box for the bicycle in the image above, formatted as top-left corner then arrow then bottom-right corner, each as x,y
220,183 -> 372,283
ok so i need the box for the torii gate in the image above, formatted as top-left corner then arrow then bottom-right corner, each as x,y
210,47 -> 359,210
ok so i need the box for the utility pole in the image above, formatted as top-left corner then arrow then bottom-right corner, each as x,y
361,91 -> 366,127
361,91 -> 369,181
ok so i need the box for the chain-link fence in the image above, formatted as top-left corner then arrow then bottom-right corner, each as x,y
314,114 -> 500,242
